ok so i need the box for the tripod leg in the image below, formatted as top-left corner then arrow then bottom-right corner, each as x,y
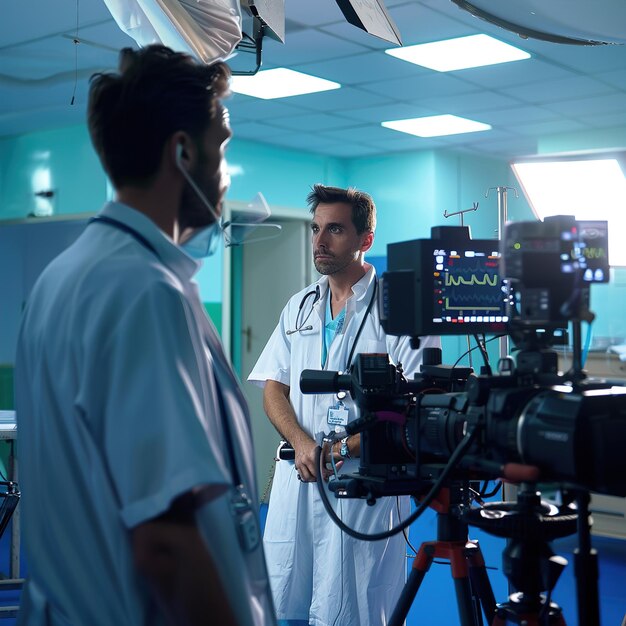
388,544 -> 434,626
466,545 -> 497,622
454,575 -> 483,626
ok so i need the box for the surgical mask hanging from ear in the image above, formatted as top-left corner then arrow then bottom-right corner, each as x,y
181,221 -> 223,259
176,147 -> 280,255
176,148 -> 233,258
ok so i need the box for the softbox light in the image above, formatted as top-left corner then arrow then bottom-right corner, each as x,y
335,0 -> 402,46
102,0 -> 243,63
240,0 -> 285,43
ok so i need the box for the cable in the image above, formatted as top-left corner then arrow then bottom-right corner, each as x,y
479,480 -> 502,500
315,427 -> 479,542
398,496 -> 418,558
330,497 -> 345,626
451,334 -> 505,370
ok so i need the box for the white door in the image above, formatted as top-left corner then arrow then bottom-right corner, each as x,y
236,217 -> 313,497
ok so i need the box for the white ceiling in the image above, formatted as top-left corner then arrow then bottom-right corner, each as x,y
1,0 -> 626,160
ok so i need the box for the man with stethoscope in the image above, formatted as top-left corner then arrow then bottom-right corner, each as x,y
249,185 -> 440,626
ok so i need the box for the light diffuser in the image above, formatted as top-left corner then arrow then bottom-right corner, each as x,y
385,34 -> 530,72
382,114 -> 491,137
231,68 -> 340,99
511,156 -> 626,266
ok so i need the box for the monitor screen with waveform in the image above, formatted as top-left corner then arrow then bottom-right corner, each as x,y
383,234 -> 508,337
432,246 -> 507,330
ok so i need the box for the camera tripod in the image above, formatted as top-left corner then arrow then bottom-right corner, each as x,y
466,484 -> 579,626
389,482 -> 579,626
389,482 -> 496,626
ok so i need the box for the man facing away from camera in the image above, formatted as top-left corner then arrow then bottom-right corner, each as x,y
248,184 -> 440,625
14,45 -> 275,626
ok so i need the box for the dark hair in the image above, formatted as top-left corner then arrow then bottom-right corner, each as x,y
88,45 -> 231,188
306,184 -> 376,234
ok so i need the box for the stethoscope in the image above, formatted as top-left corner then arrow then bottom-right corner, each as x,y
285,278 -> 379,362
286,285 -> 321,335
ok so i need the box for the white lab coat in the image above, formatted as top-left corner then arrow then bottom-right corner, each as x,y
15,202 -> 274,626
249,266 -> 440,626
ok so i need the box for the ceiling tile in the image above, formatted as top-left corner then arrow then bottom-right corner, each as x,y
262,113 -> 362,133
265,132 -> 379,157
479,105 -> 561,126
458,58 -> 577,90
318,123 -> 408,144
291,51 -> 427,86
520,40 -> 626,73
230,120 -> 290,142
226,96 -> 307,122
360,71 -> 477,100
582,111 -> 626,128
543,93 -> 626,117
510,118 -> 588,136
261,28 -> 368,66
596,68 -> 626,89
387,2 -> 473,46
506,75 -> 616,105
0,1 -> 113,49
0,29 -> 121,80
361,134 -> 446,153
417,90 -> 521,115
279,85 -> 392,112
334,102 -> 438,123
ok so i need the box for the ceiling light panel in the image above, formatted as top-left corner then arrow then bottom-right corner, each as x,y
382,114 -> 491,137
231,68 -> 341,99
385,34 -> 530,72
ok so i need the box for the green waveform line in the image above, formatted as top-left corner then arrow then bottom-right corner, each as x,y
444,299 -> 500,311
445,273 -> 498,287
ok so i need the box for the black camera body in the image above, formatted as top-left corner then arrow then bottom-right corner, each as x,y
300,216 -> 626,499
306,352 -> 626,499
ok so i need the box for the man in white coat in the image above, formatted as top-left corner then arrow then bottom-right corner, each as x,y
15,46 -> 274,626
249,185 -> 440,626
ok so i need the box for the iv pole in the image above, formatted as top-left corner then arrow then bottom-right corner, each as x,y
485,186 -> 518,364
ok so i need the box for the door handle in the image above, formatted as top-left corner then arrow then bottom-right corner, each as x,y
242,326 -> 252,352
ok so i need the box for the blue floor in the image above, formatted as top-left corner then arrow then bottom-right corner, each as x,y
1,507 -> 624,625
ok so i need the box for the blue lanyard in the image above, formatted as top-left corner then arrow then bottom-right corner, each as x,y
89,215 -> 161,261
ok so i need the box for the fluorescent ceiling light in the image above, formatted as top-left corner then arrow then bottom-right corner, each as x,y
230,68 -> 340,99
511,156 -> 626,266
385,34 -> 530,71
382,114 -> 491,137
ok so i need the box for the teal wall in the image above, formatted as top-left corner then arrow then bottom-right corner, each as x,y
226,138 -> 348,209
0,125 -> 106,218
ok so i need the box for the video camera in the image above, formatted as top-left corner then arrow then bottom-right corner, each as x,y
300,215 -> 623,625
301,215 -> 625,499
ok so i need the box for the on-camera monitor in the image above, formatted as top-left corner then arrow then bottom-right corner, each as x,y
383,235 -> 507,337
433,243 -> 507,333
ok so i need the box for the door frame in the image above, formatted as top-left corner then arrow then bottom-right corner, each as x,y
221,200 -> 312,361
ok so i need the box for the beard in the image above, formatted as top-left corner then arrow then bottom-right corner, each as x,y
314,251 -> 357,275
178,161 -> 226,231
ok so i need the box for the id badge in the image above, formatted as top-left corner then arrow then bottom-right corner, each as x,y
327,400 -> 349,426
